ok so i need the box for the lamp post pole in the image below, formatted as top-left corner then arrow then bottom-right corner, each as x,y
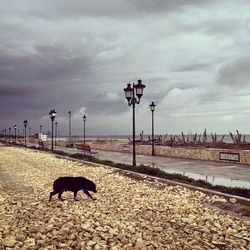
4,129 -> 6,142
132,87 -> 136,166
124,79 -> 146,167
83,115 -> 87,145
14,125 -> 17,144
9,127 -> 11,142
149,102 -> 156,156
39,125 -> 42,141
23,120 -> 28,147
68,111 -> 71,147
55,122 -> 58,146
49,110 -> 57,151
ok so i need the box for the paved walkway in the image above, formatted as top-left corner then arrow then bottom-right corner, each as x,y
51,145 -> 250,189
2,142 -> 250,188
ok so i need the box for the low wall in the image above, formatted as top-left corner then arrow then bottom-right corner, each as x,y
88,141 -> 250,165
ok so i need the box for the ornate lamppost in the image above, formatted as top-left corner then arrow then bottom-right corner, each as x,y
14,125 -> 17,144
49,110 -> 57,151
83,115 -> 87,145
39,125 -> 42,141
55,121 -> 58,146
68,111 -> 72,147
124,79 -> 146,167
149,102 -> 156,156
23,120 -> 28,147
9,127 -> 11,142
0,130 -> 3,141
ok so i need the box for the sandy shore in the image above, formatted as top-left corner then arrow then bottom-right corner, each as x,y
0,146 -> 249,249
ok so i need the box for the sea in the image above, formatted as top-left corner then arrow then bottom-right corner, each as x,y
56,134 -> 250,143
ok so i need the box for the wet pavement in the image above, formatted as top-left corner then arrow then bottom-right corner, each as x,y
52,145 -> 250,189
1,142 -> 250,188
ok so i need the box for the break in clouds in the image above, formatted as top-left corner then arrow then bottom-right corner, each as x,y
0,0 -> 250,135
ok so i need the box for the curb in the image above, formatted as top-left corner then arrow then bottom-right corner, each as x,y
54,153 -> 250,205
2,143 -> 250,205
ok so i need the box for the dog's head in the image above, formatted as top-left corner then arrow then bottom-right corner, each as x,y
88,180 -> 97,193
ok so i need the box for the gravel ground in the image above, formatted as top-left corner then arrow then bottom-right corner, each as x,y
0,146 -> 249,250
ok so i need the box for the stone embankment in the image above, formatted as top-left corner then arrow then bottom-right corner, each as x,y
25,138 -> 250,165
0,146 -> 249,249
88,141 -> 250,165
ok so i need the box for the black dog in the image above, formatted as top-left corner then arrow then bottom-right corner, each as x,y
49,176 -> 97,201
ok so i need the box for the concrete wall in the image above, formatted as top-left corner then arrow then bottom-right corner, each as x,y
88,141 -> 250,165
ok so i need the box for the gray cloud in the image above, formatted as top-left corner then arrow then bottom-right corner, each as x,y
171,60 -> 215,72
0,56 -> 89,84
0,0 -> 220,19
217,56 -> 250,87
0,85 -> 35,96
127,0 -> 219,14
1,0 -> 250,135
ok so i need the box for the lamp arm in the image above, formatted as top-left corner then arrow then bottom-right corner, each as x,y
135,98 -> 140,105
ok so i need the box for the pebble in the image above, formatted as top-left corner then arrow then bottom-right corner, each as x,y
3,236 -> 16,247
229,197 -> 237,204
0,147 -> 249,249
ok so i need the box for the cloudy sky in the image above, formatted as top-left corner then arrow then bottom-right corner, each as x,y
1,0 -> 250,136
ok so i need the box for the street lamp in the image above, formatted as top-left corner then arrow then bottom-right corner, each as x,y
68,111 -> 72,147
23,120 -> 28,147
2,129 -> 5,141
124,79 -> 146,167
39,125 -> 42,141
9,127 -> 12,142
83,115 -> 87,145
49,109 -> 57,151
149,102 -> 156,156
55,121 -> 58,146
14,125 -> 17,144
4,129 -> 7,142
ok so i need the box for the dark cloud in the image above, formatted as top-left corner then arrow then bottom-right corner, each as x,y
128,0 -> 219,14
0,46 -> 91,83
171,61 -> 215,72
0,0 -> 220,20
0,85 -> 35,96
87,99 -> 126,115
217,56 -> 250,87
1,0 -> 250,134
176,18 -> 247,37
203,19 -> 245,36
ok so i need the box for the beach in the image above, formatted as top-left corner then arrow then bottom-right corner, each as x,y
0,146 -> 249,249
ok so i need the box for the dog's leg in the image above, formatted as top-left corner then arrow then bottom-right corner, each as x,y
74,191 -> 79,201
58,192 -> 64,201
83,190 -> 95,200
49,191 -> 57,201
